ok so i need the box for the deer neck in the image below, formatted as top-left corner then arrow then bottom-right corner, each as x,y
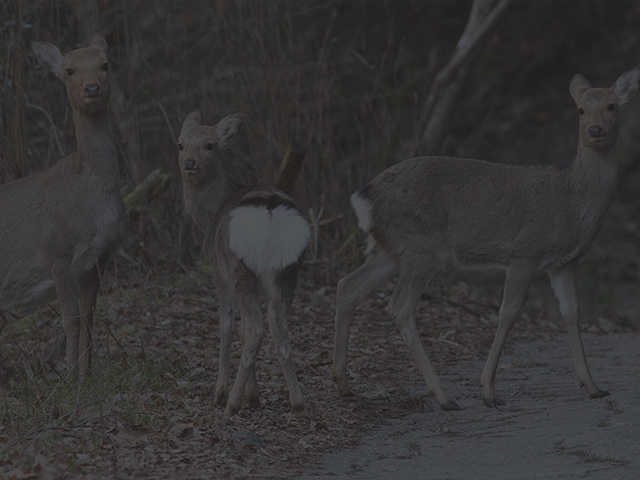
72,108 -> 118,178
566,141 -> 618,226
572,141 -> 618,192
183,176 -> 243,234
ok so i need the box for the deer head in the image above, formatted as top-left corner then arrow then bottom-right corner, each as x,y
177,110 -> 244,186
32,35 -> 110,114
570,68 -> 640,149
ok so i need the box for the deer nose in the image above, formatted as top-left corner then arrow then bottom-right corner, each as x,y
183,159 -> 197,170
589,125 -> 603,138
85,84 -> 101,98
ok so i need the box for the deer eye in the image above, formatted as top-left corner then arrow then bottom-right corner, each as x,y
608,103 -> 615,112
66,68 -> 75,76
177,143 -> 184,151
101,62 -> 109,72
205,143 -> 215,151
577,107 -> 584,115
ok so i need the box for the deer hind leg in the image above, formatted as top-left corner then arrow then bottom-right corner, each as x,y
481,260 -> 536,407
77,271 -> 100,377
388,262 -> 460,411
237,293 -> 260,409
214,279 -> 235,407
549,261 -> 609,399
333,248 -> 398,396
267,266 -> 308,418
224,279 -> 263,419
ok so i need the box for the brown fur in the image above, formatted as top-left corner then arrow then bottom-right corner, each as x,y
0,35 -> 124,377
333,69 -> 640,410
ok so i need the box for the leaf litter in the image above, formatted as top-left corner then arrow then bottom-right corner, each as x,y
0,261 -> 635,479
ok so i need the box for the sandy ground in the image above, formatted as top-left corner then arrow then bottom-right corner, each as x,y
296,332 -> 640,480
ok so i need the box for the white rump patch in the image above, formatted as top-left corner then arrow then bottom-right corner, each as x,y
229,205 -> 310,275
350,190 -> 373,232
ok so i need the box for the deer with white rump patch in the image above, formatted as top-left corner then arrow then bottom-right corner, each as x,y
0,35 -> 124,378
334,68 -> 640,410
178,110 -> 311,419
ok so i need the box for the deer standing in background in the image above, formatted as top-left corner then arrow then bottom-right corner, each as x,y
0,35 -> 124,377
333,68 -> 640,410
178,110 -> 310,419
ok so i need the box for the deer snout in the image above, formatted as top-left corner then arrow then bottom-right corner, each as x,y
85,84 -> 101,98
183,159 -> 197,170
588,125 -> 604,138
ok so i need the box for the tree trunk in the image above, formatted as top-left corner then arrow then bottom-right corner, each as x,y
418,0 -> 513,155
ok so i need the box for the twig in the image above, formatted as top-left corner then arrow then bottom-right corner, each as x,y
156,99 -> 177,141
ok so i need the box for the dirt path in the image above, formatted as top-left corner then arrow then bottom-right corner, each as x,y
297,332 -> 640,480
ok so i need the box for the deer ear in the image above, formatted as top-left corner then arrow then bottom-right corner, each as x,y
216,113 -> 244,148
181,110 -> 204,135
613,67 -> 640,105
569,74 -> 591,105
32,41 -> 64,77
90,34 -> 108,52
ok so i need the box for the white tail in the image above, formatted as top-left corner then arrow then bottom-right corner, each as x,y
178,110 -> 310,419
334,68 -> 640,410
0,35 -> 124,377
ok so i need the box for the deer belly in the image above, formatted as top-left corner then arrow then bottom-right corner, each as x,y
0,264 -> 56,310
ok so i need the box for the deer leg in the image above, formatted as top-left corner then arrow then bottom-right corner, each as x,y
224,282 -> 263,419
52,266 -> 82,379
214,280 -> 235,407
549,262 -> 609,399
333,249 -> 398,396
266,287 -> 308,418
237,291 -> 260,409
77,271 -> 100,376
388,266 -> 460,411
481,261 -> 536,407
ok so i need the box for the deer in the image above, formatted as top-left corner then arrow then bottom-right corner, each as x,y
333,68 -> 640,411
0,35 -> 124,378
177,110 -> 311,419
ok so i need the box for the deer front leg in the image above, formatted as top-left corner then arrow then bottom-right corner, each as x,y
53,267 -> 82,379
388,268 -> 460,411
481,261 -> 536,407
333,250 -> 397,396
549,262 -> 609,399
77,271 -> 100,376
214,281 -> 235,407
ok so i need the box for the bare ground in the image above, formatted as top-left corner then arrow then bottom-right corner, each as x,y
1,258 -> 637,479
298,331 -> 640,480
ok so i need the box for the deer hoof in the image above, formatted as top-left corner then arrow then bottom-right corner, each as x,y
590,389 -> 610,399
483,397 -> 506,408
335,381 -> 353,397
440,400 -> 461,411
214,391 -> 228,407
223,404 -> 239,420
293,404 -> 310,420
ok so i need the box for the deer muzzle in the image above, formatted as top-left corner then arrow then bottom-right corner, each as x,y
85,84 -> 101,98
588,125 -> 603,138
